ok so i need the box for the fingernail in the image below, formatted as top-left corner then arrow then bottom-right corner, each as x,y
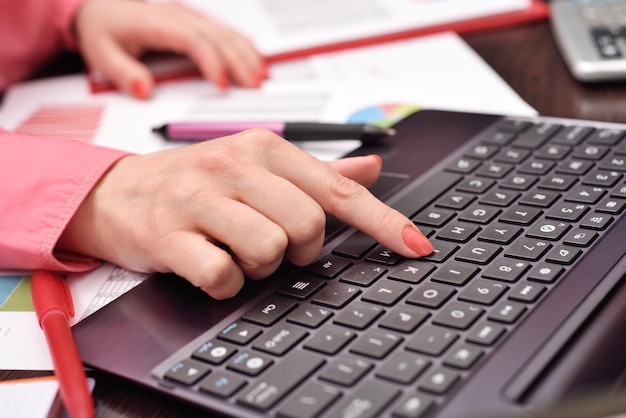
131,79 -> 149,100
402,225 -> 434,256
370,154 -> 383,166
249,73 -> 262,88
217,72 -> 230,90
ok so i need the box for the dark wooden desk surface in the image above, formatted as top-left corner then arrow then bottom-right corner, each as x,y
4,18 -> 626,417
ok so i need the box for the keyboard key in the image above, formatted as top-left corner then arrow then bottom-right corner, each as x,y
432,302 -> 484,330
458,205 -> 501,224
278,276 -> 326,300
419,368 -> 460,394
379,306 -> 430,333
509,281 -> 546,303
277,382 -> 341,418
376,352 -> 430,384
333,301 -> 384,329
582,169 -> 621,187
219,321 -> 263,345
193,340 -> 237,365
327,380 -> 400,418
534,144 -> 571,160
565,185 -> 606,203
519,189 -> 560,207
164,359 -> 211,386
413,207 -> 456,227
477,223 -> 523,244
436,191 -> 476,209
242,295 -> 298,326
556,159 -> 593,175
596,197 -> 626,214
303,325 -> 356,355
307,254 -> 352,278
546,201 -> 589,221
545,245 -> 582,264
505,237 -> 551,261
361,280 -> 411,305
518,159 -> 555,175
319,355 -> 373,386
458,279 -> 508,304
580,212 -> 614,230
454,241 -> 501,264
366,246 -> 403,265
350,329 -> 403,359
388,260 -> 436,284
499,205 -> 542,225
500,173 -> 537,190
339,263 -> 387,286
456,177 -> 495,194
444,344 -> 484,369
287,304 -> 333,328
406,325 -> 458,356
227,351 -> 273,376
237,350 -> 324,411
488,301 -> 527,323
312,282 -> 362,308
199,371 -> 246,398
252,324 -> 308,355
437,221 -> 481,242
479,189 -> 520,206
466,322 -> 506,346
392,394 -> 435,418
482,258 -> 530,282
528,262 -> 565,283
406,282 -> 456,308
431,262 -> 479,286
526,220 -> 571,240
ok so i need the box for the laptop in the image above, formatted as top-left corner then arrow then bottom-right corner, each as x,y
72,109 -> 626,418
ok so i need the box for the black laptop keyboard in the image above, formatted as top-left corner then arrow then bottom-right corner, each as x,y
155,117 -> 626,417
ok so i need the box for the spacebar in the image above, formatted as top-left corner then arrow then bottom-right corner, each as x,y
390,171 -> 462,218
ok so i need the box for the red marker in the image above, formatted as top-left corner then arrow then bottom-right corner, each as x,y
31,270 -> 95,418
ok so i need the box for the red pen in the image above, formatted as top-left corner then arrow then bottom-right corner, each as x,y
31,270 -> 95,418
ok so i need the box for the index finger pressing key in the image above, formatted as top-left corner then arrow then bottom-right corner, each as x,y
267,142 -> 434,258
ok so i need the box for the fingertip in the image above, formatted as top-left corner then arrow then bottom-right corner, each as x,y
402,224 -> 434,257
130,78 -> 151,100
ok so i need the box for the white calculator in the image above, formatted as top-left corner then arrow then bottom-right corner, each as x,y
551,0 -> 626,81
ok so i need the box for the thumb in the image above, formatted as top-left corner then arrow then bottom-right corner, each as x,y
326,154 -> 383,188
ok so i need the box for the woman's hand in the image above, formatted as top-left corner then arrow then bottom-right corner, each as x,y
74,0 -> 266,98
58,130 -> 433,299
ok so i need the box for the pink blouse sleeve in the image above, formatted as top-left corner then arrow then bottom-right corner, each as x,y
53,0 -> 87,48
0,132 -> 130,272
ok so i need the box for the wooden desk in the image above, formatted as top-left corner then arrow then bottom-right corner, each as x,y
4,18 -> 626,417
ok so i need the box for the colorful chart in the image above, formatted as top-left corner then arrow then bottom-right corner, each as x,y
347,103 -> 420,128
0,276 -> 32,312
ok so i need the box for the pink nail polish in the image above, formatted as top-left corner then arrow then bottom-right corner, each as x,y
131,79 -> 149,100
215,72 -> 230,90
402,225 -> 434,256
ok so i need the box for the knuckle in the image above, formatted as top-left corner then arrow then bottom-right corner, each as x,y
325,175 -> 365,212
242,229 -> 288,277
291,207 -> 326,246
